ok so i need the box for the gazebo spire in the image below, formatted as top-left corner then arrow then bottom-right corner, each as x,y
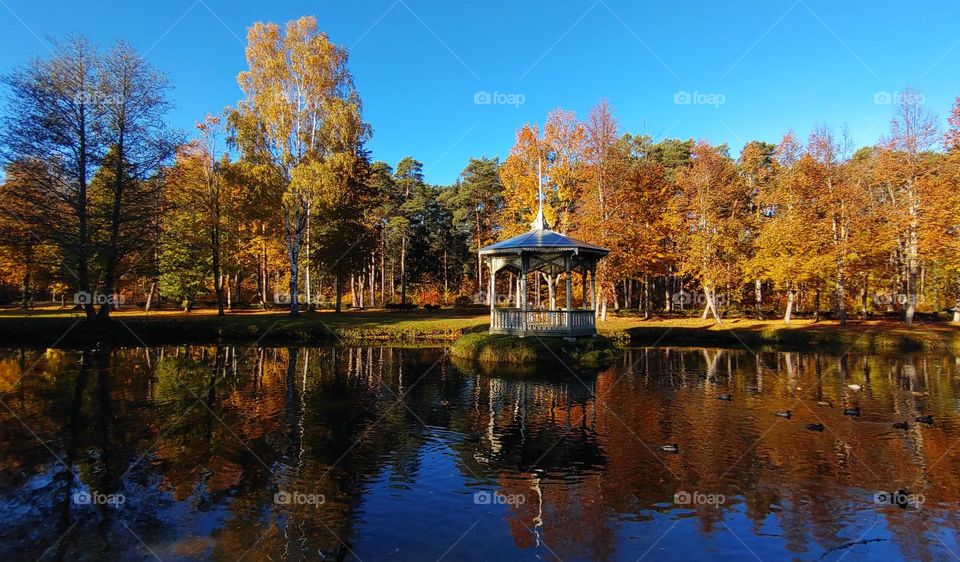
531,156 -> 549,231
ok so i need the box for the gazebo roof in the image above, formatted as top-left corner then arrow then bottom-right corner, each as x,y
479,228 -> 609,256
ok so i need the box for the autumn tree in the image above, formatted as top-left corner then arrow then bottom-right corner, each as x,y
738,140 -> 777,318
752,137 -> 832,323
231,16 -> 369,316
1,37 -> 103,320
165,116 -> 236,315
673,142 -> 749,323
874,88 -> 940,325
579,100 -> 626,319
93,41 -> 179,320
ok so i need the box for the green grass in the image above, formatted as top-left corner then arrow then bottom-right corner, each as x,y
2,307 -> 960,355
597,316 -> 960,354
0,308 -> 489,347
449,332 -> 619,367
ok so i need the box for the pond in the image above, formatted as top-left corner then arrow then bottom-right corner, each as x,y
0,345 -> 958,561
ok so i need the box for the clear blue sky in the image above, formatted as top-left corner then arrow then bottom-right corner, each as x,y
1,0 -> 958,184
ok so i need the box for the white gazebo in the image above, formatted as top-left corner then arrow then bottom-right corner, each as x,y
479,181 -> 609,338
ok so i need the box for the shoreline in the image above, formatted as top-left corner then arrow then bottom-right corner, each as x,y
1,309 -> 958,353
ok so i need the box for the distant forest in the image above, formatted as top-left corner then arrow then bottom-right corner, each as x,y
2,16 -> 959,326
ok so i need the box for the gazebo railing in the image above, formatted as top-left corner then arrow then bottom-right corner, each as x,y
490,308 -> 596,336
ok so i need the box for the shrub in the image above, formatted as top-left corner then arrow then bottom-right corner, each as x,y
416,285 -> 442,307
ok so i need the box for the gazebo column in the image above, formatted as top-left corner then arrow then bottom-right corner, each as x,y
590,263 -> 597,313
488,259 -> 495,312
520,254 -> 529,333
582,265 -> 588,309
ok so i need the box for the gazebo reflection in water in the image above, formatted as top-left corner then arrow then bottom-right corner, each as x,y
479,184 -> 609,338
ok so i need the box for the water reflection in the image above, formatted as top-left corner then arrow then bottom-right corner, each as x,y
0,345 -> 958,561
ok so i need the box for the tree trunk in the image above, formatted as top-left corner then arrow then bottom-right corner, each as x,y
643,276 -> 651,319
288,237 -> 300,317
144,281 -> 155,311
813,289 -> 821,323
836,269 -> 846,326
400,236 -> 407,305
77,110 -> 95,322
954,277 -> 960,322
335,272 -> 343,313
98,129 -> 134,323
860,275 -> 870,320
305,206 -> 312,311
370,252 -> 376,308
212,225 -> 225,316
784,289 -> 795,325
20,270 -> 30,309
541,272 -> 557,310
233,272 -> 240,309
704,286 -> 723,324
754,279 -> 763,319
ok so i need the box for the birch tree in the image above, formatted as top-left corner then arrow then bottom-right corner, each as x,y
231,16 -> 368,315
875,88 -> 939,326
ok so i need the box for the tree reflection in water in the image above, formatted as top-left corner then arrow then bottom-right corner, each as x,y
0,345 -> 958,561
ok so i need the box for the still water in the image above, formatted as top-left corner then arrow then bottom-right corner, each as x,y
0,345 -> 958,561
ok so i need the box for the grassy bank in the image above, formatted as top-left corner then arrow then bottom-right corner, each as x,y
0,308 -> 489,347
449,332 -> 619,367
597,317 -> 960,354
2,308 -> 959,353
